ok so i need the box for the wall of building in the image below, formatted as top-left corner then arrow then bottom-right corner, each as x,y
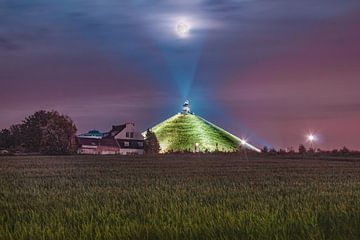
119,148 -> 144,155
114,123 -> 143,140
78,146 -> 144,155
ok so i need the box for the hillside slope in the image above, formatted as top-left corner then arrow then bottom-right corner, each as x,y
149,113 -> 243,153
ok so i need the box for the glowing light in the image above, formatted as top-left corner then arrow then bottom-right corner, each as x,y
307,134 -> 316,142
175,20 -> 190,38
240,139 -> 247,145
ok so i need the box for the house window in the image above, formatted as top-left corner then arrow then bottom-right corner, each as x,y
138,142 -> 143,147
124,141 -> 130,147
126,132 -> 129,138
130,132 -> 134,138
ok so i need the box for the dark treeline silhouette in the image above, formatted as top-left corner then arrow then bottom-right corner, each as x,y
161,144 -> 360,158
260,144 -> 360,158
0,110 -> 77,155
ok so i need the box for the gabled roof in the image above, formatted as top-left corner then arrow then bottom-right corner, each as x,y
103,124 -> 126,138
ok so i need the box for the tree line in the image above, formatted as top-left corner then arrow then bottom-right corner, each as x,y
0,110 -> 78,154
0,110 -> 161,155
0,110 -> 357,156
260,144 -> 359,157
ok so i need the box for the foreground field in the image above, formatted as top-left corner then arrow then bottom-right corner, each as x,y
1,155 -> 360,240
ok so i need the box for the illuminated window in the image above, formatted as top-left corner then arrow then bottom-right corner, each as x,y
124,141 -> 130,147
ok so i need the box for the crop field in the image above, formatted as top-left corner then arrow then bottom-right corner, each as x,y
1,154 -> 360,240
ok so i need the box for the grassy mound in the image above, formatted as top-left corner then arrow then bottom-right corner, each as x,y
150,113 -> 240,152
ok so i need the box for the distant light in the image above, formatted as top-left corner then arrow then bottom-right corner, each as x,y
240,139 -> 247,145
307,134 -> 316,142
175,20 -> 190,38
195,142 -> 199,152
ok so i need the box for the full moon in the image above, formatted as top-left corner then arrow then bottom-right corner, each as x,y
175,21 -> 190,38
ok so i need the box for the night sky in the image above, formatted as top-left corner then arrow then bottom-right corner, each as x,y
1,0 -> 360,150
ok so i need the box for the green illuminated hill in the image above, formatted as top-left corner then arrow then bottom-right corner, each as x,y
149,113 -> 259,153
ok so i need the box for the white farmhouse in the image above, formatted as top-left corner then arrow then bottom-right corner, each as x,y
78,123 -> 144,155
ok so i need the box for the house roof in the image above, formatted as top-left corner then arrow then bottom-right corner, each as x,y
79,129 -> 103,139
103,124 -> 126,138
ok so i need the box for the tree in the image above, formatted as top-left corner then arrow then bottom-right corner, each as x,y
39,112 -> 78,154
287,147 -> 295,154
278,149 -> 287,155
144,129 -> 160,154
0,129 -> 12,149
9,124 -> 24,151
21,110 -> 53,152
269,148 -> 277,155
2,110 -> 77,154
262,146 -> 269,153
298,144 -> 307,155
340,146 -> 350,154
331,149 -> 339,155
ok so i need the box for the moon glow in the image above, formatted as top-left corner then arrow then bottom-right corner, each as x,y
175,21 -> 190,38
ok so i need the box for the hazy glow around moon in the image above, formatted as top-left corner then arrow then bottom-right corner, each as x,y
175,20 -> 190,38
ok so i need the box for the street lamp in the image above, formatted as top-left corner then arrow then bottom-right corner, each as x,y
307,134 -> 317,151
195,142 -> 199,152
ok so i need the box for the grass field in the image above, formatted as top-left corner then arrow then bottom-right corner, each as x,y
1,154 -> 360,239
